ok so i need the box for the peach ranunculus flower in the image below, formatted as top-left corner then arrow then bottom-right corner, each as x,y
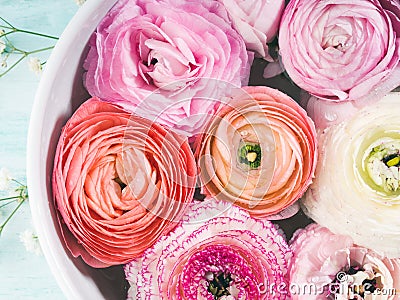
289,223 -> 400,300
194,86 -> 317,219
52,98 -> 196,267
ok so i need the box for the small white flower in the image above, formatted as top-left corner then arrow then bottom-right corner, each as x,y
0,168 -> 12,191
74,0 -> 86,6
19,229 -> 42,256
0,39 -> 5,54
27,57 -> 42,75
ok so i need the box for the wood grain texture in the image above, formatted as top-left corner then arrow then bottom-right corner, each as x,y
0,1 -> 78,298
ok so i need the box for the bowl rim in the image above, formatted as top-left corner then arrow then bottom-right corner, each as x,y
26,0 -> 118,298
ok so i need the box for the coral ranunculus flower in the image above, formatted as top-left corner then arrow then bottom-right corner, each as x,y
125,199 -> 292,300
52,98 -> 196,267
289,223 -> 400,300
194,86 -> 317,219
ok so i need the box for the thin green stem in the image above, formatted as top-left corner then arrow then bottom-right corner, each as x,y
0,31 -> 15,38
0,44 -> 54,78
0,17 -> 14,28
0,199 -> 24,235
0,199 -> 17,209
28,45 -> 55,55
0,54 -> 26,78
0,25 -> 58,40
11,179 -> 24,186
15,28 -> 58,40
0,196 -> 21,201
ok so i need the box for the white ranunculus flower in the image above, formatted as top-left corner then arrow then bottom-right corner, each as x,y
302,92 -> 400,258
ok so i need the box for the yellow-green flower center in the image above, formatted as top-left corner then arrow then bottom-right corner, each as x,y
238,143 -> 261,169
364,141 -> 400,194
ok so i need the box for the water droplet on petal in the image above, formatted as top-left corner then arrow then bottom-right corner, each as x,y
265,146 -> 274,152
324,111 -> 337,122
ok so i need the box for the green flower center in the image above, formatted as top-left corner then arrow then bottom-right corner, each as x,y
238,143 -> 261,169
205,271 -> 233,299
365,141 -> 400,194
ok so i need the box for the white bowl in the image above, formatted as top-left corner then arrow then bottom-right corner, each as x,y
26,1 -> 127,299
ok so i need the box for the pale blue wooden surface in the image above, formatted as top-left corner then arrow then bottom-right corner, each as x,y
0,1 -> 79,298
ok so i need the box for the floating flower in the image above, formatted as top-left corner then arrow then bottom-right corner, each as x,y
279,0 -> 400,102
125,199 -> 292,299
302,92 -> 400,258
194,86 -> 317,219
52,98 -> 196,267
217,0 -> 285,60
289,223 -> 400,299
83,0 -> 250,137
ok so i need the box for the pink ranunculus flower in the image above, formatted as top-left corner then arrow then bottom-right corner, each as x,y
194,86 -> 317,219
217,0 -> 285,61
279,0 -> 400,102
52,98 -> 197,267
289,223 -> 400,300
125,199 -> 292,299
83,0 -> 251,137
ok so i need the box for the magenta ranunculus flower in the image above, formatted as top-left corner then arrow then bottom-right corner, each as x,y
125,199 -> 292,299
289,224 -> 400,300
217,0 -> 285,61
84,0 -> 250,137
279,0 -> 400,102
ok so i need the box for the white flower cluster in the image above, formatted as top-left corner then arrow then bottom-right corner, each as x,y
19,229 -> 42,256
0,167 -> 12,191
27,57 -> 42,75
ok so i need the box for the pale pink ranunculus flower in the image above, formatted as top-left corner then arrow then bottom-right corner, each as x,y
83,0 -> 251,137
217,0 -> 285,61
279,0 -> 400,102
300,93 -> 362,131
289,223 -> 400,300
52,98 -> 197,267
125,199 -> 292,300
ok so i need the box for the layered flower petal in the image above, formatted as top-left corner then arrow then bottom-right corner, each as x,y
217,0 -> 285,60
83,0 -> 251,137
279,0 -> 400,102
289,223 -> 400,299
301,94 -> 363,131
125,199 -> 292,299
194,86 -> 317,219
52,98 -> 196,267
302,92 -> 400,258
